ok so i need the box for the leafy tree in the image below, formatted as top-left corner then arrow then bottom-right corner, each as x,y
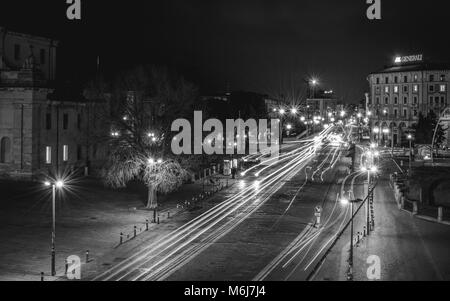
85,65 -> 197,208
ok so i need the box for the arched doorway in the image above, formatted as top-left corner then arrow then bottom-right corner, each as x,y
0,137 -> 12,163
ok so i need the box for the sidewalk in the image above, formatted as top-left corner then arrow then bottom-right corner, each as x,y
352,178 -> 450,281
0,175 -> 236,281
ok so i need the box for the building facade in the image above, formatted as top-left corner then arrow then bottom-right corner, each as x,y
0,28 -> 106,179
367,55 -> 450,146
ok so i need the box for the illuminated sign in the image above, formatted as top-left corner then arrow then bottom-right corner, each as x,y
394,54 -> 423,64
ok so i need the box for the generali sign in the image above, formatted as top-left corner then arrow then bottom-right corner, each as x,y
394,54 -> 423,64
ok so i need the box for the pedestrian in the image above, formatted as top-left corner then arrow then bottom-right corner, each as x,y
231,166 -> 236,179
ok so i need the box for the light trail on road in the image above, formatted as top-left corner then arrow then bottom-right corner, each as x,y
93,126 -> 338,281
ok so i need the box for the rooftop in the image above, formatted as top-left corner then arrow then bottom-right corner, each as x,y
371,61 -> 450,75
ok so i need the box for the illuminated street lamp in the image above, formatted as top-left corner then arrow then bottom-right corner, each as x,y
340,196 -> 363,281
279,108 -> 286,115
300,116 -> 306,122
286,124 -> 292,130
44,179 -> 65,276
291,108 -> 297,115
407,134 -> 414,173
340,111 -> 346,118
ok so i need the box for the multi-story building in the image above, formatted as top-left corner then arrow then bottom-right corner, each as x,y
367,55 -> 450,146
0,27 -> 106,179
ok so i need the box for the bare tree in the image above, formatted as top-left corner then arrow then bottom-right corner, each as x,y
87,65 -> 197,208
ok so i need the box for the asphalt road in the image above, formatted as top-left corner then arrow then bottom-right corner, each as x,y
89,126 -> 351,281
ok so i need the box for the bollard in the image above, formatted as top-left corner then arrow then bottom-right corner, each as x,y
120,232 -> 123,244
86,250 -> 89,263
363,226 -> 366,237
41,272 -> 44,281
438,207 -> 443,222
412,201 -> 418,215
134,226 -> 137,238
157,216 -> 160,224
65,259 -> 69,274
146,219 -> 149,231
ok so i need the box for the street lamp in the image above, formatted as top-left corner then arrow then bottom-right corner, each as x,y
361,164 -> 378,233
407,134 -> 414,174
44,179 -> 65,276
340,196 -> 363,281
310,78 -> 319,98
291,108 -> 297,115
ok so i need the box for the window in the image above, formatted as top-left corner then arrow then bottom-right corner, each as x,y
63,145 -> 69,162
46,146 -> 52,164
403,109 -> 407,117
376,97 -> 380,105
394,76 -> 398,83
441,97 -> 446,106
404,75 -> 408,83
385,97 -> 389,105
414,74 -> 418,81
435,96 -> 440,105
77,114 -> 81,130
14,44 -> 20,60
394,97 -> 398,105
430,74 -> 435,82
385,77 -> 389,84
40,49 -> 46,64
429,96 -> 433,104
384,86 -> 389,93
46,113 -> 52,130
403,97 -> 408,105
403,86 -> 408,93
77,145 -> 82,161
394,86 -> 399,93
413,96 -> 418,105
440,85 -> 446,92
414,110 -> 418,117
0,137 -> 12,163
429,85 -> 435,92
441,75 -> 446,82
394,109 -> 398,118
63,113 -> 69,130
376,78 -> 380,84
413,85 -> 418,93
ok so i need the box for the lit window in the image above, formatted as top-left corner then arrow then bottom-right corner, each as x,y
414,74 -> 418,81
440,85 -> 446,92
385,86 -> 389,93
394,86 -> 399,93
413,85 -> 418,93
46,146 -> 52,164
63,145 -> 69,162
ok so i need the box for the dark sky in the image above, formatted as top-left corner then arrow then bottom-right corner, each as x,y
1,0 -> 450,103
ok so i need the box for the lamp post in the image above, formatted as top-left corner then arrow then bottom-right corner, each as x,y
407,134 -> 413,174
44,180 -> 64,276
361,165 -> 377,234
340,197 -> 363,281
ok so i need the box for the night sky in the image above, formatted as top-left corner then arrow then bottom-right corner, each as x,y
1,0 -> 450,103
